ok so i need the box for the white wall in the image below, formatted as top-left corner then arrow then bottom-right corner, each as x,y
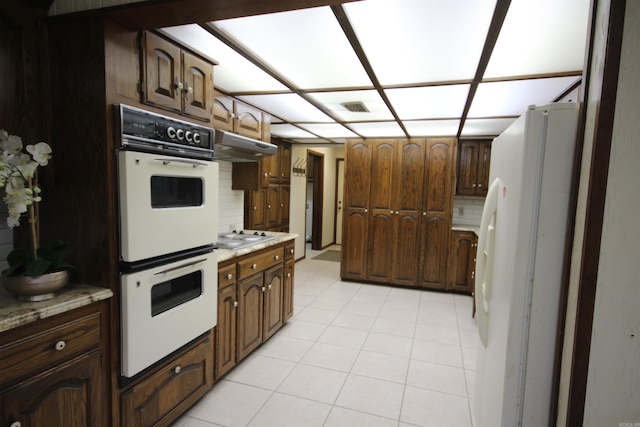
452,196 -> 484,227
216,161 -> 244,234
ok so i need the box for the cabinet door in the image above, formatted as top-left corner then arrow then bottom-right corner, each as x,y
245,190 -> 266,230
237,274 -> 264,361
213,90 -> 234,132
2,351 -> 104,427
279,143 -> 291,182
182,51 -> 213,121
263,264 -> 284,340
341,141 -> 371,281
143,31 -> 181,113
215,284 -> 237,380
420,138 -> 455,289
391,140 -> 424,286
283,259 -> 295,322
476,141 -> 492,195
448,231 -> 475,293
366,140 -> 396,282
121,337 -> 212,427
266,185 -> 280,229
235,102 -> 262,140
279,185 -> 290,228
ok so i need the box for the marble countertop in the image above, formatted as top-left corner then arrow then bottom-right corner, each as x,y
215,231 -> 298,263
0,283 -> 113,333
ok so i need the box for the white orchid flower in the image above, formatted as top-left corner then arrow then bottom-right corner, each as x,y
0,130 -> 8,141
26,142 -> 52,166
0,134 -> 24,155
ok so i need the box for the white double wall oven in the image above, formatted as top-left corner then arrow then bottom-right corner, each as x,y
116,104 -> 219,378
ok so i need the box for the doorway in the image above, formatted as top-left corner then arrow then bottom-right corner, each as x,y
305,150 -> 324,251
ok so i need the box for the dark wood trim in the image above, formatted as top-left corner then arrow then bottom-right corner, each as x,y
566,1 -> 626,425
307,150 -> 325,251
334,158 -> 344,244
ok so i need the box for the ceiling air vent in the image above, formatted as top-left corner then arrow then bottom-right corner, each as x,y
341,101 -> 369,113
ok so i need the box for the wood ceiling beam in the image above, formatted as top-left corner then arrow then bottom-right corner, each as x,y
106,0 -> 362,30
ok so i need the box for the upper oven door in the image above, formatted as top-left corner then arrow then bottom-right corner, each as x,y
118,150 -> 218,263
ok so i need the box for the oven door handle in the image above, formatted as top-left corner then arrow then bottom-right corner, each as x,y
153,258 -> 207,275
154,157 -> 209,167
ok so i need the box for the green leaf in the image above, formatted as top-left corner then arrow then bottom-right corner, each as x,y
25,259 -> 52,276
6,249 -> 30,268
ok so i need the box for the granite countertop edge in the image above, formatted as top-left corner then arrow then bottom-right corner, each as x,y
0,284 -> 113,334
215,232 -> 298,263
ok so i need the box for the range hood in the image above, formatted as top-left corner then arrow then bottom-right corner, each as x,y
214,130 -> 277,162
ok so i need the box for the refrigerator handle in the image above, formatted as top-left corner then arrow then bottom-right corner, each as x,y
475,177 -> 500,347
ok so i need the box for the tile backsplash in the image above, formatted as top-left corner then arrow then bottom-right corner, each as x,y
452,196 -> 485,227
217,161 -> 245,233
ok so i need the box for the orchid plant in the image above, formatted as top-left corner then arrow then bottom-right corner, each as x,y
0,129 -> 72,277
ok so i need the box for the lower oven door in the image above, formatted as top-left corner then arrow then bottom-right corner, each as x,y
118,150 -> 219,262
120,251 -> 217,378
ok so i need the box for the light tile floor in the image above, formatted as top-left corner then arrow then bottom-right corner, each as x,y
175,245 -> 479,427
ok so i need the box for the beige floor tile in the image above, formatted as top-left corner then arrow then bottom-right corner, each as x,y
411,340 -> 464,368
406,359 -> 468,397
317,325 -> 369,349
257,335 -> 314,362
335,374 -> 404,419
362,332 -> 413,358
277,364 -> 348,404
324,407 -> 398,427
332,311 -> 377,331
371,317 -> 416,338
351,351 -> 410,383
248,392 -> 331,427
225,354 -> 296,390
277,319 -> 328,341
301,341 -> 359,372
294,306 -> 340,324
401,385 -> 472,427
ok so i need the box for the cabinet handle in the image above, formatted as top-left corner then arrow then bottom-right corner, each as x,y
287,273 -> 291,278
472,184 -> 477,188
478,184 -> 483,188
290,249 -> 294,254
262,286 -> 266,292
364,209 -> 368,213
251,264 -> 257,269
471,272 -> 475,279
55,340 -> 66,351
281,203 -> 284,207
395,211 -> 399,215
226,273 -> 233,280
183,82 -> 193,99
423,212 -> 427,216
174,77 -> 183,91
264,172 -> 268,178
267,204 -> 271,209
253,206 -> 257,210
174,365 -> 181,374
233,300 -> 238,308
274,255 -> 279,261
390,210 -> 393,214
268,284 -> 272,290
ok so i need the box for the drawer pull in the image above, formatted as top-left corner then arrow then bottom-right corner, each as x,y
262,286 -> 266,292
268,284 -> 272,290
287,273 -> 291,278
226,273 -> 233,280
174,365 -> 181,374
251,263 -> 257,269
55,340 -> 66,351
274,255 -> 279,261
233,301 -> 238,308
290,249 -> 294,254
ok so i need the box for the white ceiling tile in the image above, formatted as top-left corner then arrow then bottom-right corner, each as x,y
307,90 -> 394,121
468,76 -> 580,117
403,120 -> 460,137
344,0 -> 497,85
298,123 -> 359,139
214,7 -> 371,89
159,25 -> 287,93
348,121 -> 406,138
386,85 -> 470,119
270,124 -> 317,139
484,0 -> 590,78
461,118 -> 517,136
238,94 -> 333,123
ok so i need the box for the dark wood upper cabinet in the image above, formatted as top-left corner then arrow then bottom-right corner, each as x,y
456,140 -> 492,196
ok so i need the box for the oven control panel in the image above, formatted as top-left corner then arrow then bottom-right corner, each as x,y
118,104 -> 215,160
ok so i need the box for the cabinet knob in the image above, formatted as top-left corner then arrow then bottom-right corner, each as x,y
251,264 -> 257,269
226,273 -> 233,280
478,184 -> 483,188
253,206 -> 257,210
281,203 -> 284,207
274,255 -> 279,261
267,205 -> 271,209
364,209 -> 368,213
174,365 -> 181,374
390,210 -> 394,214
395,211 -> 399,215
264,172 -> 268,177
174,77 -> 183,91
287,273 -> 291,278
472,184 -> 477,188
423,212 -> 427,216
55,340 -> 66,351
268,284 -> 272,290
290,249 -> 294,254
233,300 -> 238,308
262,286 -> 266,292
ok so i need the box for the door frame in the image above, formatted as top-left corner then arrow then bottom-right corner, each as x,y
307,150 -> 324,250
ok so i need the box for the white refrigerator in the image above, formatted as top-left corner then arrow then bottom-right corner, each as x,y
474,103 -> 580,426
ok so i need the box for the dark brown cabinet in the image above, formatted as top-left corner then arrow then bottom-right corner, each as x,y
215,279 -> 238,380
237,274 -> 264,361
142,31 -> 214,122
457,140 -> 492,196
283,243 -> 296,322
447,230 -> 477,294
341,138 -> 456,290
263,264 -> 284,341
0,303 -> 109,427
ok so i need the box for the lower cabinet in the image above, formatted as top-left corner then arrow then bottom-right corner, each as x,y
120,333 -> 213,427
0,301 -> 109,427
215,241 -> 294,381
447,230 -> 478,294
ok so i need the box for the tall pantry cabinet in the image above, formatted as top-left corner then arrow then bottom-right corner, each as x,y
341,138 -> 456,290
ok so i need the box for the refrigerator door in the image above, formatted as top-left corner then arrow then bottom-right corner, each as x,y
474,103 -> 579,427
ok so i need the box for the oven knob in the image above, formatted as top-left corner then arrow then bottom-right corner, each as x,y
176,128 -> 185,141
167,126 -> 177,139
193,133 -> 201,144
185,130 -> 193,143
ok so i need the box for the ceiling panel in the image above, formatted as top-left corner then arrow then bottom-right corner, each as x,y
344,0 -> 497,85
468,76 -> 581,117
297,123 -> 360,138
484,0 -> 590,78
270,124 -> 317,139
386,85 -> 471,119
348,121 -> 406,138
160,25 -> 287,93
307,90 -> 394,121
214,7 -> 372,89
403,120 -> 461,137
461,118 -> 517,136
238,94 -> 333,123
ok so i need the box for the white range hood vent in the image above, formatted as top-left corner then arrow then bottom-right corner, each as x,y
214,130 -> 277,162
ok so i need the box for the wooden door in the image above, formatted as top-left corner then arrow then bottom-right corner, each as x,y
1,351 -> 103,427
279,185 -> 290,229
420,138 -> 455,289
215,284 -> 237,380
476,141 -> 492,195
212,90 -> 234,131
456,140 -> 478,195
280,143 -> 291,182
341,141 -> 371,281
266,185 -> 280,229
283,260 -> 295,322
366,140 -> 396,283
143,31 -> 181,113
237,274 -> 264,361
235,102 -> 262,140
391,140 -> 425,286
246,190 -> 266,230
448,231 -> 475,292
182,51 -> 213,121
263,264 -> 284,340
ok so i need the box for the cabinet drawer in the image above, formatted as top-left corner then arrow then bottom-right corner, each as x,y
238,247 -> 284,280
218,264 -> 237,290
121,336 -> 212,427
0,312 -> 101,387
285,243 -> 295,260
